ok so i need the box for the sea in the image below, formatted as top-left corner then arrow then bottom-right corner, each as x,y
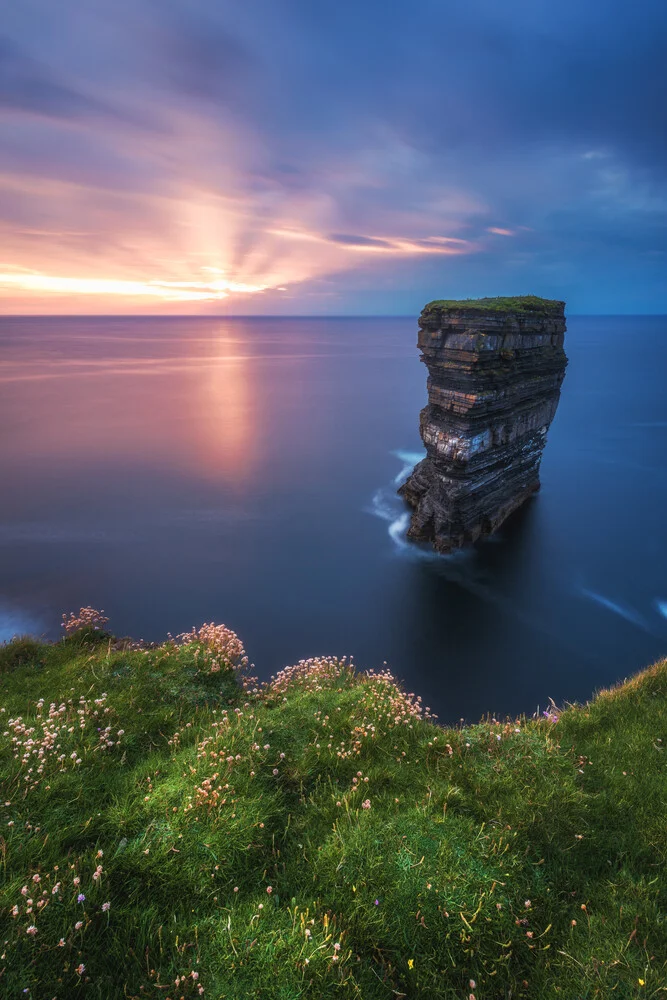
1,314 -> 666,722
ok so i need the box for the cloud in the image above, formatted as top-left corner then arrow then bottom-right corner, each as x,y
0,34 -> 155,130
0,35 -> 104,120
329,234 -> 396,249
0,0 -> 665,313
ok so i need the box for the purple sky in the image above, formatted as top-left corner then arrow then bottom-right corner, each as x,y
1,0 -> 666,313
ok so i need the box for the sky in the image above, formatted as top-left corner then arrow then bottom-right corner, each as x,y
1,0 -> 666,315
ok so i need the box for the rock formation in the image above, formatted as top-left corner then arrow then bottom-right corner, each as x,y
399,296 -> 567,553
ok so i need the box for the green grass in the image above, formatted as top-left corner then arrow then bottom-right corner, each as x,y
1,626 -> 666,999
421,296 -> 565,318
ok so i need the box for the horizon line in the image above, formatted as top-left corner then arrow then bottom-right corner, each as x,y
2,312 -> 667,320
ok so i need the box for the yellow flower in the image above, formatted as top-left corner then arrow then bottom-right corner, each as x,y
408,959 -> 414,970
639,979 -> 645,986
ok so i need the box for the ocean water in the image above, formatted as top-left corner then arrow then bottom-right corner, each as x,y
1,314 -> 666,722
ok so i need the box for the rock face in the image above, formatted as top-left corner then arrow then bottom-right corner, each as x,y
399,296 -> 567,553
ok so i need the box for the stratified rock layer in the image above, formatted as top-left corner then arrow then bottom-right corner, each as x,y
399,296 -> 567,552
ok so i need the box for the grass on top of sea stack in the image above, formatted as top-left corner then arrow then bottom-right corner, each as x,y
421,295 -> 565,317
1,614 -> 666,999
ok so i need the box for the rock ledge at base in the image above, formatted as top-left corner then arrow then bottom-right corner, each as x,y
399,296 -> 567,553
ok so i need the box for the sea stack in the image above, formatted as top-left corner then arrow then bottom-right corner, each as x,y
399,296 -> 567,553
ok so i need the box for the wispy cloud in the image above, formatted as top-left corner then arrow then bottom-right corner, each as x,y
0,0 -> 665,312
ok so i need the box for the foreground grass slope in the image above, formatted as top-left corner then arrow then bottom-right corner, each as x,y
1,617 -> 666,999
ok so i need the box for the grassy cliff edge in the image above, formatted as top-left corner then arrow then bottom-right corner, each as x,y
1,619 -> 666,999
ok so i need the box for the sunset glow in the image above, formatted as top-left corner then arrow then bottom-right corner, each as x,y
0,272 -> 268,302
0,0 -> 664,313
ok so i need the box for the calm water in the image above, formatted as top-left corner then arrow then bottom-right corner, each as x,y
1,315 -> 666,721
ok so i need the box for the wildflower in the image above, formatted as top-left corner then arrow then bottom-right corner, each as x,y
266,886 -> 272,894
102,901 -> 111,912
361,799 -> 371,809
258,903 -> 263,910
524,900 -> 531,908
32,874 -> 40,883
75,921 -> 83,930
272,769 -> 279,776
26,925 -> 37,936
58,938 -> 65,947
76,963 -> 85,975
77,893 -> 86,903
374,899 -> 379,906
233,887 -> 239,893
334,942 -> 341,951
470,981 -> 476,989
407,959 -> 414,969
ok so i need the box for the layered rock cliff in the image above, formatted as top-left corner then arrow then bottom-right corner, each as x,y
399,296 -> 567,553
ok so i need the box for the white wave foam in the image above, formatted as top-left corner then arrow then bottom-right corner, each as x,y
391,449 -> 425,487
388,512 -> 411,549
578,587 -> 649,631
366,450 -> 430,556
655,600 -> 667,620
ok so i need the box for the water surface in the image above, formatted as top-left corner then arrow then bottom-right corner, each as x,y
1,315 -> 666,721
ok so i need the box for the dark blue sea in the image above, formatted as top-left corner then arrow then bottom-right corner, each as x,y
1,315 -> 666,721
